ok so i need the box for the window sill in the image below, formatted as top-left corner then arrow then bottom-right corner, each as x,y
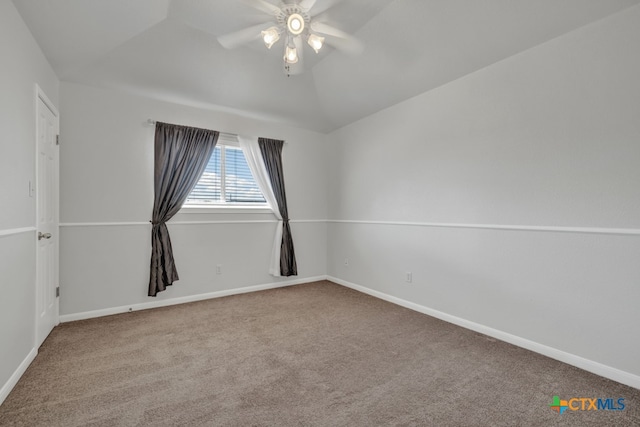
180,205 -> 272,214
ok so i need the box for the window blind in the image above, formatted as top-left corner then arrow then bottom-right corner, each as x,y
185,145 -> 266,205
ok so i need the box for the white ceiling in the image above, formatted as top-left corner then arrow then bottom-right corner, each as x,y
14,0 -> 640,133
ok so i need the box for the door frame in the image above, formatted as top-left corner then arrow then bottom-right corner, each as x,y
35,84 -> 60,348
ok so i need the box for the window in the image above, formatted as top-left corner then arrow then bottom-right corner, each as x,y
184,137 -> 266,207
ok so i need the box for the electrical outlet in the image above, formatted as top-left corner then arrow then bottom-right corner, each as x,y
405,272 -> 412,283
216,265 -> 222,275
344,258 -> 349,267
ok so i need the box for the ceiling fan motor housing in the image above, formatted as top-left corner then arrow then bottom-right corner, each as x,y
277,4 -> 310,36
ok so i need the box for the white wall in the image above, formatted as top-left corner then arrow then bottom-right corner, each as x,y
59,83 -> 328,317
327,5 -> 640,385
0,0 -> 59,403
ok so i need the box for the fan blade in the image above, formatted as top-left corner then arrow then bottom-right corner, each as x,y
218,22 -> 276,49
298,0 -> 318,12
285,36 -> 305,76
311,22 -> 363,55
308,0 -> 344,17
239,0 -> 281,15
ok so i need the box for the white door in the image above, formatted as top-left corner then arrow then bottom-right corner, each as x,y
36,89 -> 59,348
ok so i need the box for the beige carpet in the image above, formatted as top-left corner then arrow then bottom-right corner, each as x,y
0,281 -> 638,426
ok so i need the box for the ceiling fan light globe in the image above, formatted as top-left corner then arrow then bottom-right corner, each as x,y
287,13 -> 304,35
284,45 -> 298,64
261,27 -> 280,49
307,34 -> 324,53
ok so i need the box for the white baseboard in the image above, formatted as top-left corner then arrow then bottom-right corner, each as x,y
59,275 -> 328,323
51,274 -> 640,390
0,347 -> 37,406
327,276 -> 640,390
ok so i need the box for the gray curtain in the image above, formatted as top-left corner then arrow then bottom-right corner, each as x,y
149,122 -> 219,296
258,137 -> 297,276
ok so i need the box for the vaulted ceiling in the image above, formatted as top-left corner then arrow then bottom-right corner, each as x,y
14,0 -> 640,133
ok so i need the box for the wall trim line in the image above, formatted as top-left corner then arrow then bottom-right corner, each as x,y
327,276 -> 640,390
0,227 -> 36,238
54,220 -> 640,236
327,219 -> 640,236
171,220 -> 276,225
60,222 -> 149,227
59,275 -> 328,323
59,220 -> 327,227
0,347 -> 37,406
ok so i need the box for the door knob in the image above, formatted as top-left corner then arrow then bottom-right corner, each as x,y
38,232 -> 52,240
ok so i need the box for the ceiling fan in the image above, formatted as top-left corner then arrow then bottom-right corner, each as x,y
217,0 -> 363,76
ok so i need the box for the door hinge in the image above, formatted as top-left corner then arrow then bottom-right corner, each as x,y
56,135 -> 59,145
56,286 -> 60,298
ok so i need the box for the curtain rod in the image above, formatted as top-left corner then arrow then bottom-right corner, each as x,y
147,119 -> 286,144
147,119 -> 237,140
